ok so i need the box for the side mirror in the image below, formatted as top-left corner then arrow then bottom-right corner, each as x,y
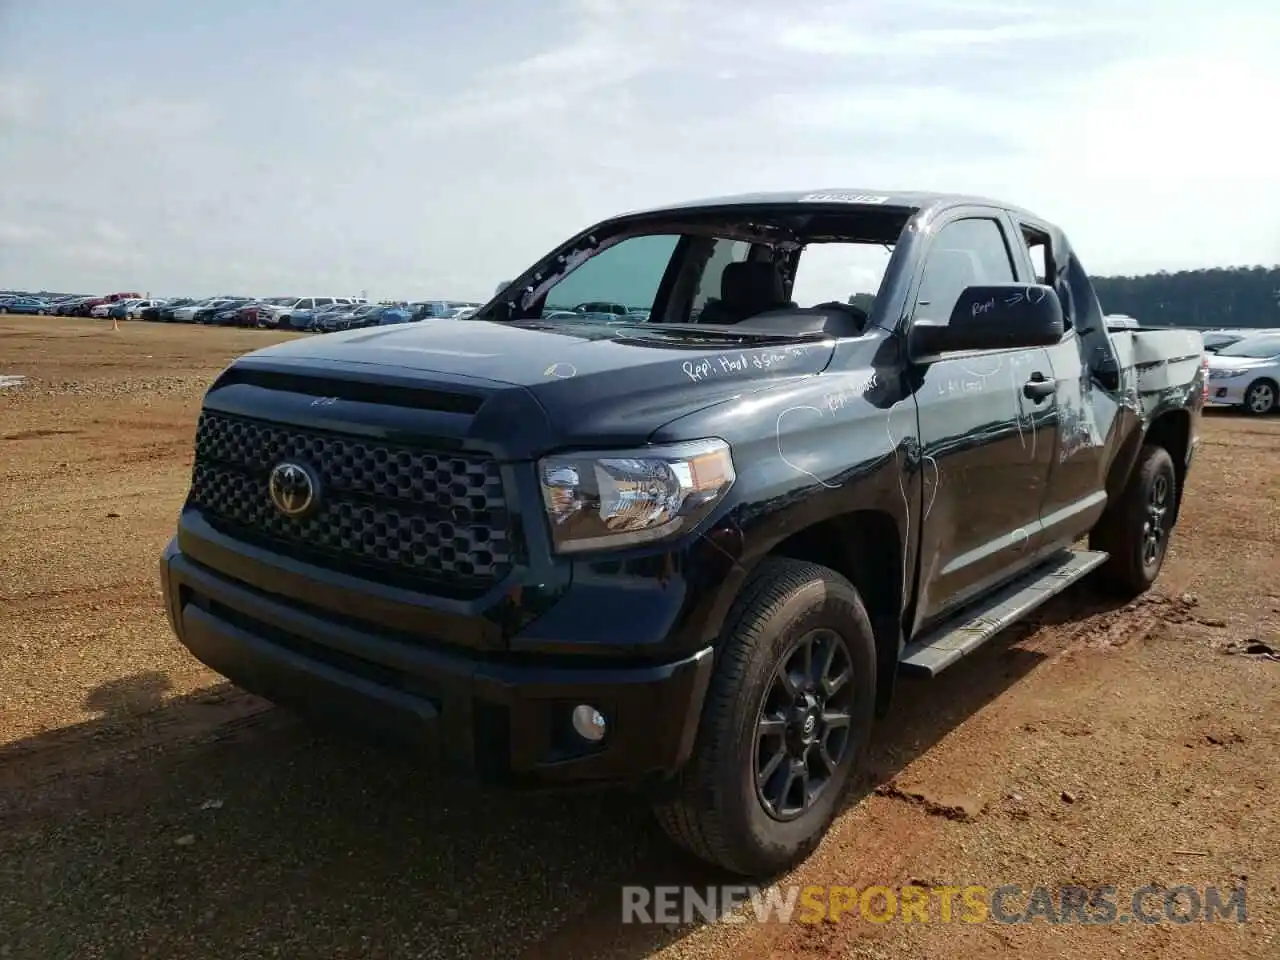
909,283 -> 1064,360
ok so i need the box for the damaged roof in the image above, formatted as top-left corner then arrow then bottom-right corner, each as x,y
622,189 -> 1046,222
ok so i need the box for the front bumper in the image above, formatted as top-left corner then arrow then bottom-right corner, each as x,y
160,538 -> 714,786
1206,380 -> 1249,406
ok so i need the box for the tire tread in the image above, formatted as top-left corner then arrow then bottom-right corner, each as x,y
654,556 -> 868,875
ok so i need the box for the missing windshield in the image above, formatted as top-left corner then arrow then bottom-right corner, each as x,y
483,205 -> 912,337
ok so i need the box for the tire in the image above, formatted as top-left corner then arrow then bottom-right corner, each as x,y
653,557 -> 877,877
1243,379 -> 1277,416
1089,443 -> 1177,598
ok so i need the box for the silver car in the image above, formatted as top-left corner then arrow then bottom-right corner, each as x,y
1206,332 -> 1280,414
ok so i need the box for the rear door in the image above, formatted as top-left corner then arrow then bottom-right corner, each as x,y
909,209 -> 1060,627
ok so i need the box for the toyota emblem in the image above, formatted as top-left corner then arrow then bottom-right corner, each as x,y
268,461 -> 319,518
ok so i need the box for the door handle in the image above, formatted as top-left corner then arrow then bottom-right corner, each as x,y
1023,373 -> 1056,402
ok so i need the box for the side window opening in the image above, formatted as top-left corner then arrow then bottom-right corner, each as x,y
1019,225 -> 1053,284
790,242 -> 892,315
914,218 -> 1016,325
1020,224 -> 1070,330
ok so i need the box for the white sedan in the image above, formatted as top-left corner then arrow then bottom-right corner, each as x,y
128,298 -> 165,318
1206,332 -> 1280,415
90,302 -> 112,318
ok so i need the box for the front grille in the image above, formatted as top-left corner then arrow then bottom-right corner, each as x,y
188,411 -> 513,592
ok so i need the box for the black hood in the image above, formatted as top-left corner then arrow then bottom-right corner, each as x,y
238,319 -> 834,446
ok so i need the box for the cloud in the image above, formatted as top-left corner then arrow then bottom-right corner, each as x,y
0,221 -> 52,245
0,0 -> 1277,296
0,79 -> 39,125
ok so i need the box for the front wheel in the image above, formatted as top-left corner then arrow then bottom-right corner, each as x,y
653,557 -> 876,877
1089,443 -> 1177,598
1244,379 -> 1277,416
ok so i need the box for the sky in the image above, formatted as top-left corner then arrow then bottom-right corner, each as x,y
0,0 -> 1277,302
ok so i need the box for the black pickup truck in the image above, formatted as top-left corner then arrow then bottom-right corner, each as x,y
161,190 -> 1206,876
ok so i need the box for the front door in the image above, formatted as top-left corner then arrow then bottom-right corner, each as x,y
908,213 -> 1060,628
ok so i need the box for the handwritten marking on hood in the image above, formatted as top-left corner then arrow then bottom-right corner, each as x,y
681,345 -> 811,383
544,362 -> 577,379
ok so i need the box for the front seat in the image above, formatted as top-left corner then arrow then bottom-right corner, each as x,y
699,261 -> 792,325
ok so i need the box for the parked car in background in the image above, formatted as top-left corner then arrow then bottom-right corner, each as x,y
194,298 -> 250,324
284,308 -> 317,330
263,297 -> 359,327
408,300 -> 480,321
171,299 -> 222,323
154,299 -> 194,322
325,303 -> 389,331
104,291 -> 143,303
128,298 -> 165,319
204,303 -> 246,326
570,300 -> 629,316
252,298 -> 298,328
0,296 -> 50,315
1206,332 -> 1280,414
375,304 -> 414,326
305,303 -> 355,331
107,299 -> 146,319
74,298 -> 108,317
1203,332 -> 1244,353
90,302 -> 113,318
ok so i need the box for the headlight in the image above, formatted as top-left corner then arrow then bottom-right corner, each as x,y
538,438 -> 735,554
1208,368 -> 1247,380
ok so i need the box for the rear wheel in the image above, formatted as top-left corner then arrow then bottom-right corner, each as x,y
1089,443 -> 1177,598
653,557 -> 876,876
1244,379 -> 1277,416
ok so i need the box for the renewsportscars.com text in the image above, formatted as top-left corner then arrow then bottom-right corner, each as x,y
622,884 -> 1248,926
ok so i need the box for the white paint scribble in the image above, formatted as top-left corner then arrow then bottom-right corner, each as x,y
885,405 -> 911,592
922,452 -> 940,522
683,346 -> 810,383
1008,362 -> 1026,451
938,355 -> 1004,398
775,406 -> 841,490
543,362 -> 576,379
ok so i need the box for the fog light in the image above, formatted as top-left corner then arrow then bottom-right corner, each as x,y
571,704 -> 607,742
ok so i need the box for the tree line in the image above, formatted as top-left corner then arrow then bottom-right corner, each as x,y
849,265 -> 1280,330
1091,265 -> 1280,329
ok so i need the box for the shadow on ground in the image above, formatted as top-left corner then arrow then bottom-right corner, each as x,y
83,669 -> 174,718
0,583 -> 1125,960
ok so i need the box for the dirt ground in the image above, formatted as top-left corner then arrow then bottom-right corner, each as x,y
0,315 -> 1276,960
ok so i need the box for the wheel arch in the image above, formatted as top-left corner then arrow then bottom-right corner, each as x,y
1142,409 -> 1192,521
763,509 -> 903,716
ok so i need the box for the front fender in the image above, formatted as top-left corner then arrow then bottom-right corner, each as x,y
659,357 -> 921,650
